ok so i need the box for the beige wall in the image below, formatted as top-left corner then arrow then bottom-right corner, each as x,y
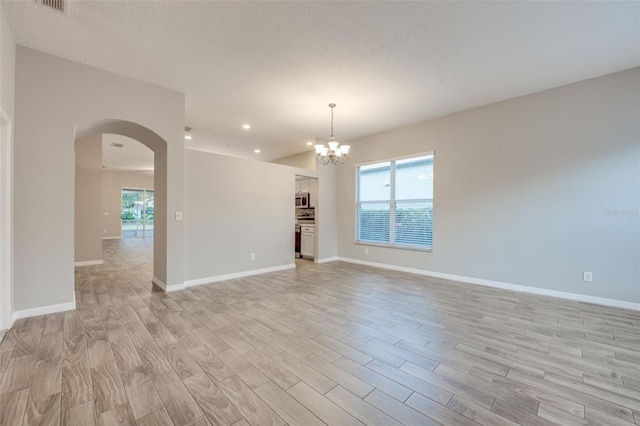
0,8 -> 14,120
74,135 -> 102,263
184,148 -> 340,282
0,7 -> 15,330
184,150 -> 294,281
315,156 -> 339,261
272,150 -> 317,170
337,68 -> 640,303
14,47 -> 185,311
102,172 -> 154,238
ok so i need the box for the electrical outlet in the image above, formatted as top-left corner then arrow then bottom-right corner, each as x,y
365,248 -> 369,255
250,253 -> 255,261
583,271 -> 593,282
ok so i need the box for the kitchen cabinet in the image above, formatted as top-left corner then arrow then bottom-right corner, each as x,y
309,179 -> 318,207
300,224 -> 315,259
296,178 -> 318,206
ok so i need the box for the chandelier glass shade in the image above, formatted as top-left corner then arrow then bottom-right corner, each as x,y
315,103 -> 350,165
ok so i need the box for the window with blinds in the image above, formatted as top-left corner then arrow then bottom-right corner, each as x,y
356,153 -> 433,250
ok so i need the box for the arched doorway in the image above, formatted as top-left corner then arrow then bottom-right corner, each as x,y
75,119 -> 169,290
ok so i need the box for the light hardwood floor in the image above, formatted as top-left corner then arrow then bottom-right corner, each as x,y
1,238 -> 639,425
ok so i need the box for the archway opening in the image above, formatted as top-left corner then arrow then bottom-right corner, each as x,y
74,119 -> 168,290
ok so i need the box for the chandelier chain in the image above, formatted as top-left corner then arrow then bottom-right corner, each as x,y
329,103 -> 335,139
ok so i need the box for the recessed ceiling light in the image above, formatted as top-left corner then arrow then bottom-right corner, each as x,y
306,141 -> 313,146
243,124 -> 251,130
184,135 -> 192,140
254,149 -> 261,154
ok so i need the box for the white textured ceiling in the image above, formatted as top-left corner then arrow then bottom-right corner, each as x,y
102,134 -> 154,175
3,1 -> 639,164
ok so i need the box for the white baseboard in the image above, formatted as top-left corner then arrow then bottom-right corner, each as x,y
316,256 -> 339,264
166,283 -> 186,292
12,300 -> 76,321
336,257 -> 640,312
102,236 -> 121,240
185,263 -> 296,288
74,259 -> 103,267
152,276 -> 166,290
0,317 -> 15,342
152,277 -> 185,292
0,311 -> 15,335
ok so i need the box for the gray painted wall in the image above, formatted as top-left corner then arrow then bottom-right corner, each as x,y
184,148 -> 341,282
14,47 -> 185,311
0,7 -> 15,331
273,150 -> 317,171
338,68 -> 640,303
0,8 -> 14,119
184,150 -> 294,281
102,172 -> 154,239
75,134 -> 103,263
316,158 -> 339,261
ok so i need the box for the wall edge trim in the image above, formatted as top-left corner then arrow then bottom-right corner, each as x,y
12,300 -> 76,321
165,283 -> 186,292
74,260 -> 103,267
153,277 -> 185,292
185,263 -> 296,288
335,257 -> 640,312
316,257 -> 339,264
152,276 -> 167,290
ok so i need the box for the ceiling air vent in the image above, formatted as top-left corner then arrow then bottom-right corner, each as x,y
39,0 -> 66,13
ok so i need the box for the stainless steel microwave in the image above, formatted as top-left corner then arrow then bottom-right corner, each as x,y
295,192 -> 310,208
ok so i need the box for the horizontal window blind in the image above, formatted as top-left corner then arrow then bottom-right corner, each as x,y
356,154 -> 433,249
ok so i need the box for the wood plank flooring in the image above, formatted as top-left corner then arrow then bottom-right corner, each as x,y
1,238 -> 639,425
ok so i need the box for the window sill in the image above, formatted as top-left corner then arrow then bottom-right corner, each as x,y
355,241 -> 433,253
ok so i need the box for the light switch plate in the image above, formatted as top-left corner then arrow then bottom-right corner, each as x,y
175,211 -> 183,221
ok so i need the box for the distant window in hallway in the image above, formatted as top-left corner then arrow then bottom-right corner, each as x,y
121,188 -> 154,238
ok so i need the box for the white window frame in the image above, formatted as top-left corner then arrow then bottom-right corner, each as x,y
355,151 -> 434,252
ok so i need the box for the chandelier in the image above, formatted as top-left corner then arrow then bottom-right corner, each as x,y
315,103 -> 350,165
